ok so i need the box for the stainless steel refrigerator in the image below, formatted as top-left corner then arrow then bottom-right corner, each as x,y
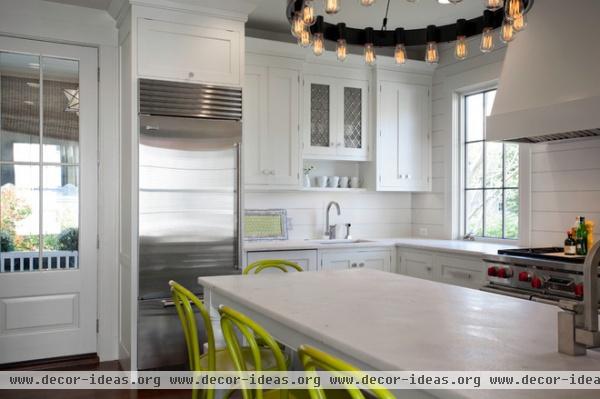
137,79 -> 242,369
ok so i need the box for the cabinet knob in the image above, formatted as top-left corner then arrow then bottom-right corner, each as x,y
330,142 -> 334,147
188,71 -> 195,78
351,263 -> 357,268
359,262 -> 365,268
270,170 -> 275,175
404,174 -> 410,179
262,169 -> 268,175
336,142 -> 341,147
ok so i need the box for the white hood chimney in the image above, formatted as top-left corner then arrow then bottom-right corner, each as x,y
486,0 -> 600,143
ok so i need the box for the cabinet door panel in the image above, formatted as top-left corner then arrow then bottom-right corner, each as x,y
320,251 -> 353,271
138,19 -> 240,85
267,68 -> 300,186
401,250 -> 434,280
356,250 -> 391,272
337,80 -> 369,160
378,82 -> 431,191
243,65 -> 269,185
303,75 -> 336,157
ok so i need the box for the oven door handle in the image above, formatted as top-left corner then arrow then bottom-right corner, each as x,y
480,285 -> 533,300
531,296 -> 561,307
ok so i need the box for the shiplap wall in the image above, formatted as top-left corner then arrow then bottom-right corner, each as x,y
530,139 -> 600,246
245,191 -> 412,239
412,36 -> 600,246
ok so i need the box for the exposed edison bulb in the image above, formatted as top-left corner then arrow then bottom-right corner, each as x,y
313,33 -> 324,56
298,28 -> 312,48
302,0 -> 316,26
291,12 -> 305,38
500,19 -> 515,43
325,0 -> 341,14
505,0 -> 523,21
512,13 -> 527,32
484,0 -> 502,11
360,0 -> 375,5
394,43 -> 406,64
454,36 -> 468,60
480,27 -> 494,53
425,42 -> 439,64
364,43 -> 376,65
336,39 -> 347,61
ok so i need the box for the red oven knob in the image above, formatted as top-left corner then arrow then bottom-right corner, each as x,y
497,267 -> 513,278
518,271 -> 531,282
531,276 -> 543,289
574,283 -> 584,298
487,266 -> 498,277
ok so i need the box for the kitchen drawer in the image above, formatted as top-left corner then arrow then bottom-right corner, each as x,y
399,250 -> 434,280
438,265 -> 484,289
246,250 -> 317,272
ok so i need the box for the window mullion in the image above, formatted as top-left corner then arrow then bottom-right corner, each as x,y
38,56 -> 44,267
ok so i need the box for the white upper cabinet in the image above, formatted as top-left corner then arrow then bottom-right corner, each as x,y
137,18 -> 242,86
377,81 -> 431,191
243,62 -> 301,189
303,75 -> 369,161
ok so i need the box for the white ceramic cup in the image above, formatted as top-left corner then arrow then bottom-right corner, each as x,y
317,176 -> 328,188
339,176 -> 349,188
350,177 -> 360,188
328,176 -> 340,188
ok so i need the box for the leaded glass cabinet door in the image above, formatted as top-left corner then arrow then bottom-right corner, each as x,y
303,75 -> 336,157
337,80 -> 368,159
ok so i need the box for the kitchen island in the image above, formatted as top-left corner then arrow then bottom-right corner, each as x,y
198,269 -> 600,399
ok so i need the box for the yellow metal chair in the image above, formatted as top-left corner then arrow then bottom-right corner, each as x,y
219,305 -> 306,399
298,345 -> 395,399
243,259 -> 303,275
169,281 -> 284,399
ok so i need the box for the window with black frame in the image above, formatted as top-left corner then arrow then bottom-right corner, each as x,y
463,89 -> 519,240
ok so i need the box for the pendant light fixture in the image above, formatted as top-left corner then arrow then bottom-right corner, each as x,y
286,0 -> 534,64
505,0 -> 524,21
336,23 -> 348,61
500,18 -> 515,43
512,13 -> 527,32
425,25 -> 439,64
394,28 -> 407,64
302,0 -> 316,26
480,10 -> 495,53
484,0 -> 503,11
312,16 -> 325,56
363,27 -> 376,65
454,19 -> 468,60
325,0 -> 341,15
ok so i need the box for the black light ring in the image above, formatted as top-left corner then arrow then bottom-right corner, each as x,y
287,0 -> 534,47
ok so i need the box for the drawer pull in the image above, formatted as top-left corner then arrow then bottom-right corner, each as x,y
448,270 -> 472,280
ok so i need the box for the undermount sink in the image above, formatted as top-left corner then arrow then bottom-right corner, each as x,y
305,239 -> 374,244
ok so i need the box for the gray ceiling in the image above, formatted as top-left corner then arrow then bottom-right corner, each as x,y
248,0 -> 487,34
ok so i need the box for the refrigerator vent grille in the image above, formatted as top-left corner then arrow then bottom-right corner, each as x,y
139,79 -> 242,120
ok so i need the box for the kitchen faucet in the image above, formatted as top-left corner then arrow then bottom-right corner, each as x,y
324,201 -> 341,239
557,240 -> 600,355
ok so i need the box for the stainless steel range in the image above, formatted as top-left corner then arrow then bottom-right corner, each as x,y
482,247 -> 600,307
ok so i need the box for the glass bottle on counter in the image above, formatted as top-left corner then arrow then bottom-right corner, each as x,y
576,216 -> 588,256
564,231 -> 577,256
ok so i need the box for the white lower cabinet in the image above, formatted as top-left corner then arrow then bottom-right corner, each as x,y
397,248 -> 486,289
246,250 -> 318,272
245,247 -> 393,273
320,248 -> 392,272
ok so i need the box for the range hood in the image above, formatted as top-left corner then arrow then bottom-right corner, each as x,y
487,0 -> 600,143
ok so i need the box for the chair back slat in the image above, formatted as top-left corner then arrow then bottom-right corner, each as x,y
243,259 -> 303,275
298,345 -> 396,399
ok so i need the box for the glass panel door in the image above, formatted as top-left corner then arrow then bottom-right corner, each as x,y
310,83 -> 331,148
0,51 -> 80,273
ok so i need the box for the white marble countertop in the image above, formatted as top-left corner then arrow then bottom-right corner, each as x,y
198,269 -> 600,399
243,238 -> 517,257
